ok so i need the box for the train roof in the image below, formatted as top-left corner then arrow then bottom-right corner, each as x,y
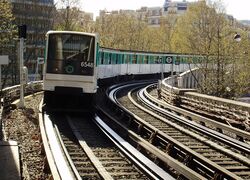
46,31 -> 97,37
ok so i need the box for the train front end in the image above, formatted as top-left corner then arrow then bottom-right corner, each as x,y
43,31 -> 98,111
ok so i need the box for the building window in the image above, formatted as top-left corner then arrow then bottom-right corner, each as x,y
178,7 -> 187,10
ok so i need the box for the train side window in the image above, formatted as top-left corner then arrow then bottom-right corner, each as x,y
109,53 -> 112,64
111,53 -> 114,64
124,54 -> 128,63
100,52 -> 104,64
116,54 -> 119,64
148,56 -> 151,64
112,53 -> 115,64
161,56 -> 164,63
150,56 -> 154,64
105,52 -> 110,64
113,53 -> 117,64
176,56 -> 180,65
121,54 -> 124,64
117,54 -> 120,64
126,54 -> 131,64
138,55 -> 143,64
182,57 -> 186,64
132,54 -> 136,64
112,54 -> 115,64
125,54 -> 131,64
144,55 -> 149,64
118,54 -> 122,64
180,57 -> 184,64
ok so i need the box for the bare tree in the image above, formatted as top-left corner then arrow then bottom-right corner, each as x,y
54,0 -> 95,32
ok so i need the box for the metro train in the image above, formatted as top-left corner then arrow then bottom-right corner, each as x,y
43,30 -> 201,109
43,31 -> 98,109
97,47 -> 202,79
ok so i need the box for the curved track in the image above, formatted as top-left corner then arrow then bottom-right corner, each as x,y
103,82 -> 250,179
144,84 -> 250,144
39,96 -> 173,179
37,80 -> 250,179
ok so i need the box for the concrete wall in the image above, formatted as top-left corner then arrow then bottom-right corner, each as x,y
180,91 -> 250,130
161,69 -> 250,131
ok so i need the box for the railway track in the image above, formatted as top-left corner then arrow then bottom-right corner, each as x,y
136,87 -> 250,178
138,86 -> 250,155
11,80 -> 248,179
98,81 -> 250,179
144,84 -> 250,144
39,98 -> 173,179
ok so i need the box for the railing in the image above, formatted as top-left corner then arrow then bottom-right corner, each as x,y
161,69 -> 250,131
0,81 -> 43,110
160,68 -> 198,104
177,67 -> 201,89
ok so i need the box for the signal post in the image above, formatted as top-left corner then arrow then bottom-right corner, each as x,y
18,25 -> 26,108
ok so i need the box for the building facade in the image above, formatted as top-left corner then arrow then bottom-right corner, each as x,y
99,0 -> 190,27
10,0 -> 55,74
163,0 -> 188,16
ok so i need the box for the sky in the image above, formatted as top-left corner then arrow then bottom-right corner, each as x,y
77,0 -> 249,20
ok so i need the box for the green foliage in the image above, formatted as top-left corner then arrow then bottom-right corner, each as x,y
172,0 -> 250,98
95,13 -> 177,52
0,0 -> 16,53
54,7 -> 81,31
0,0 -> 17,88
95,14 -> 146,50
52,0 -> 250,98
53,0 -> 91,31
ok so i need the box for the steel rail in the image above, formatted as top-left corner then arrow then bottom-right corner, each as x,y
43,113 -> 75,180
141,86 -> 250,155
105,82 -> 249,179
39,104 -> 78,180
139,88 -> 250,168
104,82 -> 208,179
127,88 -> 243,179
94,114 -> 174,180
145,84 -> 250,141
96,104 -> 205,180
66,116 -> 113,180
38,101 -> 61,179
53,123 -> 82,180
64,110 -> 167,179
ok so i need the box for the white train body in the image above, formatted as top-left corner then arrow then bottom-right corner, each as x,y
43,31 -> 98,95
44,73 -> 97,93
96,47 -> 197,79
43,31 -> 99,109
97,64 -> 193,79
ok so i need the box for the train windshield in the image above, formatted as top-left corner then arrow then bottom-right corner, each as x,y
47,33 -> 95,75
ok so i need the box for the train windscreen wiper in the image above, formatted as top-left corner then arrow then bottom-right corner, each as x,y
66,46 -> 89,60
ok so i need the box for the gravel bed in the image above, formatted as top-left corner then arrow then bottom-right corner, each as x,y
2,94 -> 50,179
